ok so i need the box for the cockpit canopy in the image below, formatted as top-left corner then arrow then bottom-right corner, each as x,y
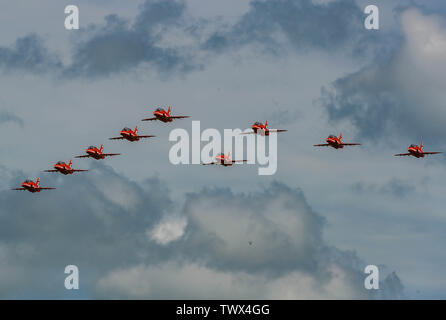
254,122 -> 262,126
156,107 -> 164,111
88,146 -> 96,150
56,161 -> 64,165
217,153 -> 224,157
123,127 -> 131,131
410,144 -> 417,148
24,179 -> 32,183
328,135 -> 336,138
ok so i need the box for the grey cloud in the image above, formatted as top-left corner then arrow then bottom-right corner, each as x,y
0,164 -> 404,298
202,0 -> 398,59
133,0 -> 186,31
67,0 -> 198,77
320,60 -> 404,141
320,8 -> 446,144
377,271 -> 405,299
0,1 -> 198,78
0,34 -> 62,74
0,0 -> 400,78
95,181 -> 405,299
0,163 -> 170,298
180,183 -> 325,275
0,111 -> 24,127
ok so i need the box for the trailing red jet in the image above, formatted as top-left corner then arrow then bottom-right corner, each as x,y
394,142 -> 442,158
241,121 -> 287,136
202,152 -> 247,166
314,133 -> 360,149
75,144 -> 120,160
44,160 -> 88,175
12,178 -> 55,193
109,126 -> 155,142
142,106 -> 190,123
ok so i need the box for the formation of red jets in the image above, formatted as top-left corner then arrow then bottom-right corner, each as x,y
12,106 -> 188,192
11,107 -> 443,193
313,133 -> 442,157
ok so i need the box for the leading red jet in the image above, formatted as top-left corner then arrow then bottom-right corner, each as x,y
109,126 -> 155,142
142,106 -> 190,123
314,133 -> 360,149
202,152 -> 247,167
241,121 -> 287,136
75,144 -> 120,160
44,160 -> 88,175
394,142 -> 442,158
12,178 -> 55,193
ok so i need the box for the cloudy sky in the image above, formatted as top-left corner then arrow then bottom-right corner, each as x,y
1,0 -> 445,299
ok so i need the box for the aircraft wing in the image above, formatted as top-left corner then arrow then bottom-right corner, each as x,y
75,155 -> 90,158
72,169 -> 88,172
142,117 -> 157,121
38,187 -> 56,190
109,137 -> 125,140
44,170 -> 58,172
394,153 -> 411,156
202,162 -> 217,165
102,153 -> 121,157
313,144 -> 330,147
12,188 -> 26,191
422,152 -> 442,155
340,143 -> 361,146
169,116 -> 190,119
232,160 -> 248,163
137,135 -> 156,139
269,129 -> 288,133
240,131 -> 256,135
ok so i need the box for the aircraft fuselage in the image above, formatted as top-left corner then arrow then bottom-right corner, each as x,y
252,127 -> 270,136
54,164 -> 74,175
87,150 -> 105,160
327,139 -> 343,149
121,132 -> 140,141
21,183 -> 40,193
408,149 -> 424,158
154,112 -> 172,123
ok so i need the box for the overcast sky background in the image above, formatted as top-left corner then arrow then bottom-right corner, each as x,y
1,0 -> 446,299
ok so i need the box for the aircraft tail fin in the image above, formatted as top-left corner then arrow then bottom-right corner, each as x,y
339,132 -> 343,141
69,159 -> 72,167
36,178 -> 40,185
265,120 -> 268,128
135,125 -> 138,134
100,144 -> 104,152
168,106 -> 171,115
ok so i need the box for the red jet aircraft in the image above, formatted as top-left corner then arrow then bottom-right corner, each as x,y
142,106 -> 190,123
241,121 -> 287,136
75,144 -> 120,160
44,160 -> 88,175
12,178 -> 55,193
394,142 -> 442,158
202,152 -> 248,166
314,133 -> 360,149
109,126 -> 155,142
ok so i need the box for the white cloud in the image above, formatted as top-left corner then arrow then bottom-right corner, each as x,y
95,183 -> 403,299
148,215 -> 187,245
96,261 -> 370,299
